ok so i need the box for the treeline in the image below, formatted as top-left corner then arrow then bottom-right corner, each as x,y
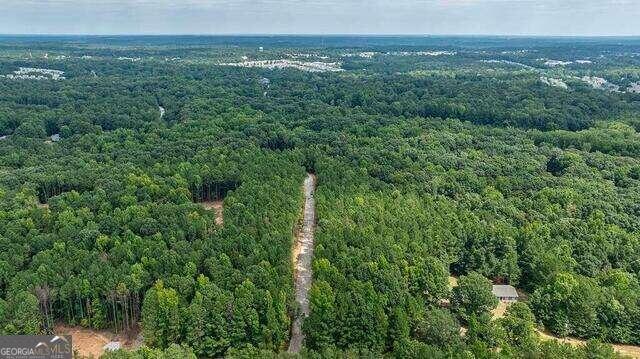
3,48 -> 639,145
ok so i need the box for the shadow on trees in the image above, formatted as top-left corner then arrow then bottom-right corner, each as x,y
190,179 -> 241,203
37,181 -> 93,204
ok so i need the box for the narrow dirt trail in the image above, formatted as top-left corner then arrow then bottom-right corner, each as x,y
288,173 -> 316,353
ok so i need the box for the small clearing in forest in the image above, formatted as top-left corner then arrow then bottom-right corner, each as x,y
448,276 -> 458,288
491,301 -> 510,319
55,325 -> 113,358
55,324 -> 143,358
202,200 -> 224,226
35,197 -> 49,209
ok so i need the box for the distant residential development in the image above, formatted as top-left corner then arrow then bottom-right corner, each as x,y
218,59 -> 344,72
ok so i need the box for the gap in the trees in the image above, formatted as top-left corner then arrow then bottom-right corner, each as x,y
54,323 -> 143,358
303,160 -> 316,175
260,136 -> 296,151
37,182 -> 90,204
191,180 -> 240,226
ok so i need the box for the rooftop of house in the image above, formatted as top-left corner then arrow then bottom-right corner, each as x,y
492,285 -> 518,298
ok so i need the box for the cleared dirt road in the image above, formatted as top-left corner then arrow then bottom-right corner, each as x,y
288,173 -> 316,353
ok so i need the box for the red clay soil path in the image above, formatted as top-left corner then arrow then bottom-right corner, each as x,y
288,173 -> 316,353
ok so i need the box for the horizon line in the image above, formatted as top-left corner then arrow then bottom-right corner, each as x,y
1,33 -> 640,39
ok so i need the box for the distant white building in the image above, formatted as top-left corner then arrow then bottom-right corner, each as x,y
118,57 -> 141,62
0,67 -> 66,81
218,59 -> 343,73
51,134 -> 61,142
627,82 -> 640,94
492,285 -> 519,302
545,59 -> 573,67
581,76 -> 621,92
540,76 -> 568,89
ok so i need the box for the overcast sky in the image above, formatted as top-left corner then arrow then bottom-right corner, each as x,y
1,0 -> 639,36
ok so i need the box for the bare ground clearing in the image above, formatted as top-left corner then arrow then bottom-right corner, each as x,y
201,200 -> 224,226
55,324 -> 142,358
491,301 -> 510,319
55,325 -> 112,358
288,173 -> 316,353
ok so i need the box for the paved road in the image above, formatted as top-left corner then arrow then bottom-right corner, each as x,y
288,173 -> 316,353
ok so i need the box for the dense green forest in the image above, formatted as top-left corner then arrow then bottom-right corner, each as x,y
1,36 -> 640,358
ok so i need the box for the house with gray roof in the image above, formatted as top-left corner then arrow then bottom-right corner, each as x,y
492,285 -> 519,302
